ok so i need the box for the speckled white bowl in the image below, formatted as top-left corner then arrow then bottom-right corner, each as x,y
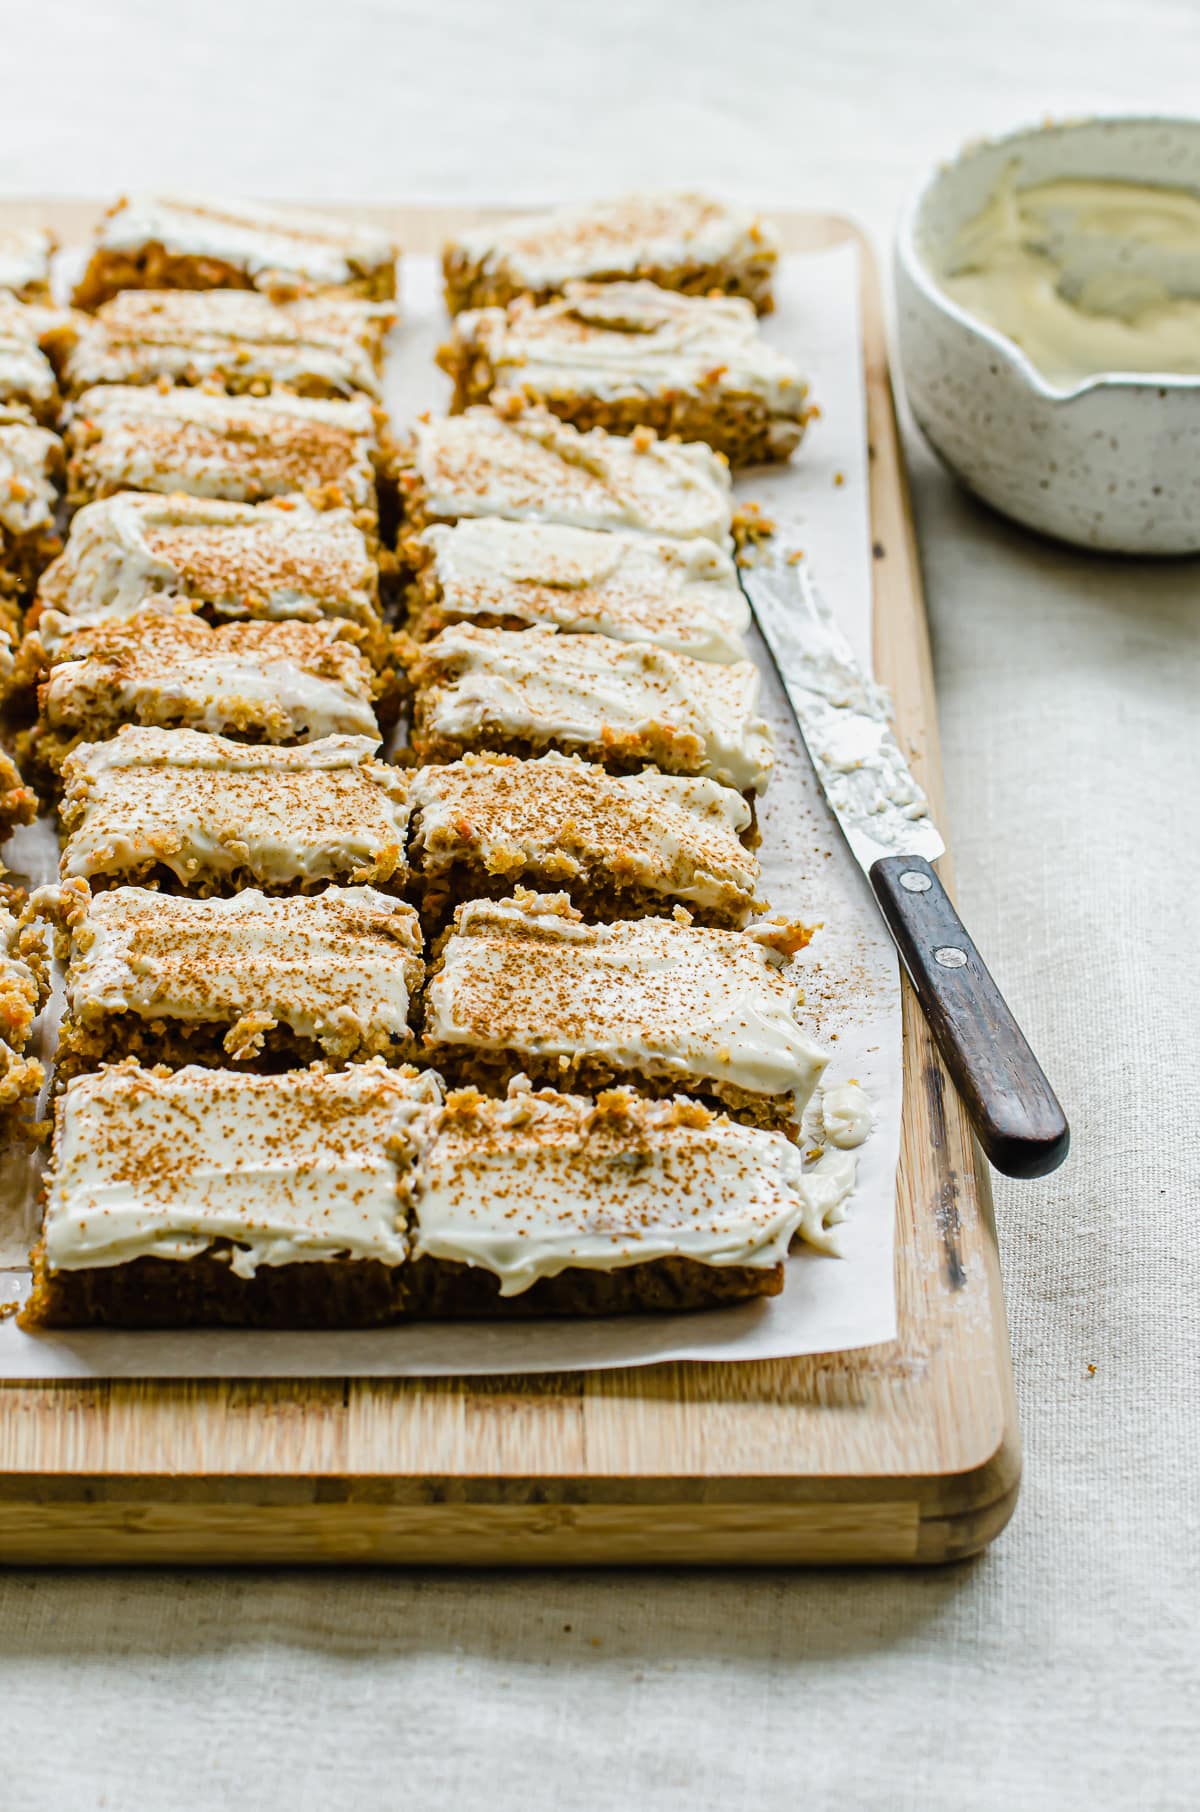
895,116 -> 1200,554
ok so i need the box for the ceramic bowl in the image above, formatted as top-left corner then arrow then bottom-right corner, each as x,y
895,116 -> 1200,554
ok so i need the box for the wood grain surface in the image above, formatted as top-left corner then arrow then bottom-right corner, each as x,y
0,203 -> 1019,1567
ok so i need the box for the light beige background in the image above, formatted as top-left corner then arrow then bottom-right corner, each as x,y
3,3 -> 1198,1808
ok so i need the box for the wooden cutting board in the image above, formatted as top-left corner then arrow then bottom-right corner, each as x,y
0,203 -> 1018,1566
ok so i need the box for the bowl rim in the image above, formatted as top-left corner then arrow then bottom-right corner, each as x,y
895,112 -> 1200,403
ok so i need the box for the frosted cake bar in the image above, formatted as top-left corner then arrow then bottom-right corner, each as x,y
443,191 -> 778,314
0,225 -> 55,302
58,727 -> 409,895
23,615 -> 380,775
0,297 -> 67,424
404,1080 -> 823,1317
0,406 -> 63,608
64,386 -> 382,525
22,1063 -> 820,1327
0,899 -> 49,1125
408,751 -> 760,927
422,892 -> 827,1129
44,881 -> 423,1076
54,290 -> 393,401
73,194 -> 398,310
405,518 -> 749,662
23,1062 -> 438,1329
408,623 -> 774,795
395,405 -> 733,547
438,282 -> 811,464
33,494 -> 389,667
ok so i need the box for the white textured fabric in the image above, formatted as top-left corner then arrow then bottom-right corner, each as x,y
2,2 -> 1199,1808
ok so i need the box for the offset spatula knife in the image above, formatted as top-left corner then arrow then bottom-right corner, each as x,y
742,540 -> 1069,1179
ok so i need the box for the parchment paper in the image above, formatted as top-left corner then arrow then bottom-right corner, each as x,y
0,243 -> 902,1375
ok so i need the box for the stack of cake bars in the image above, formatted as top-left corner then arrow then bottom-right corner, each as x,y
0,192 -> 854,1331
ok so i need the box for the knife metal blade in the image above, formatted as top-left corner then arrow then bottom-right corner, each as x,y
741,534 -> 1069,1180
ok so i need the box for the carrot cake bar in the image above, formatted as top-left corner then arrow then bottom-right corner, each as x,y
395,405 -> 733,548
407,752 -> 759,928
63,386 -> 382,527
402,1080 -> 818,1317
0,296 -> 65,424
0,405 -> 63,610
405,518 -> 749,662
438,282 -> 811,465
72,194 -> 398,310
43,881 -> 423,1076
0,897 -> 49,1127
53,290 -> 392,401
443,192 -> 779,315
33,493 -> 388,667
0,225 -> 55,302
408,623 -> 774,795
0,747 -> 37,841
422,892 -> 827,1129
23,615 -> 380,777
22,1061 -> 440,1329
58,727 -> 409,895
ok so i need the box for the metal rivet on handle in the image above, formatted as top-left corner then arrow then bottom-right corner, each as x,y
934,946 -> 968,969
899,870 -> 932,893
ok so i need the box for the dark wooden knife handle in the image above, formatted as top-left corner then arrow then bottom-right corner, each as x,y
869,854 -> 1069,1179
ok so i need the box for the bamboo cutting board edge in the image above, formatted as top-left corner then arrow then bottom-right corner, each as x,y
0,203 -> 1019,1566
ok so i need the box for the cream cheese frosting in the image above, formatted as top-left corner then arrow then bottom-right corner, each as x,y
68,385 -> 380,511
37,614 -> 379,743
42,1061 -> 441,1277
448,281 -> 807,419
407,405 -> 733,545
61,290 -> 390,400
0,225 -> 54,298
47,882 -> 422,1060
416,517 -> 748,661
941,174 -> 1200,385
424,893 -> 827,1121
0,410 -> 61,539
91,194 -> 397,290
408,751 -> 758,919
449,192 -> 778,293
410,1080 -> 830,1296
415,622 -> 774,794
820,1080 -> 873,1150
58,726 -> 409,890
36,493 -> 380,641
